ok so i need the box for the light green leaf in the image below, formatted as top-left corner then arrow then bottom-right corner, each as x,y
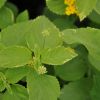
1,20 -> 32,46
0,46 -> 32,68
16,10 -> 29,22
0,0 -> 7,9
0,6 -> 14,29
46,0 -> 66,15
2,84 -> 29,100
27,70 -> 60,100
60,78 -> 92,100
55,44 -> 88,81
1,16 -> 61,48
62,28 -> 100,71
76,0 -> 97,21
26,16 -> 62,53
41,46 -> 77,65
5,66 -> 29,83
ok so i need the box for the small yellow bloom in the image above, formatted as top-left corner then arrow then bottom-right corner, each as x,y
65,5 -> 77,15
64,0 -> 75,5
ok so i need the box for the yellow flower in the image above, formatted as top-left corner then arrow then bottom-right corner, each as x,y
65,5 -> 77,15
64,0 -> 75,5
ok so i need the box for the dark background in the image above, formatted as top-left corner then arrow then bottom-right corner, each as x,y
8,0 -> 46,19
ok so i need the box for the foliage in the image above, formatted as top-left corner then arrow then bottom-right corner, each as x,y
0,0 -> 100,100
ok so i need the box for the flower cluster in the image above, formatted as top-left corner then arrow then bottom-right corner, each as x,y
64,0 -> 78,16
37,66 -> 47,75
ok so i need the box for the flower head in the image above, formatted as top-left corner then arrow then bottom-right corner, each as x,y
37,66 -> 47,75
65,5 -> 77,15
64,0 -> 79,16
64,0 -> 75,5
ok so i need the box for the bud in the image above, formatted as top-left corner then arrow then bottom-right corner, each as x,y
37,66 -> 47,75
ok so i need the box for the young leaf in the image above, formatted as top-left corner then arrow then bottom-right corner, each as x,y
62,28 -> 100,71
41,46 -> 77,65
16,10 -> 29,22
0,6 -> 14,29
0,46 -> 32,68
5,2 -> 18,17
2,84 -> 29,100
26,16 -> 62,53
46,0 -> 66,15
76,0 -> 97,21
1,16 -> 61,48
27,70 -> 60,100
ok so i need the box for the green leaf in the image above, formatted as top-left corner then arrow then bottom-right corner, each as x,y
26,16 -> 62,53
1,20 -> 32,46
0,0 -> 7,9
55,44 -> 88,81
27,70 -> 60,100
88,10 -> 100,25
53,16 -> 76,30
76,0 -> 97,21
46,0 -> 66,15
5,2 -> 18,17
55,57 -> 88,81
1,16 -> 61,47
41,46 -> 77,65
5,66 -> 29,83
90,74 -> 100,100
62,28 -> 100,71
0,6 -> 14,29
0,46 -> 32,68
16,10 -> 29,22
94,0 -> 100,14
2,84 -> 29,100
60,78 -> 92,100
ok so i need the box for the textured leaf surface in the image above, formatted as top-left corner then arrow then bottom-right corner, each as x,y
0,7 -> 14,29
41,46 -> 77,65
26,16 -> 62,53
0,46 -> 32,68
62,28 -> 100,71
76,0 -> 97,20
55,44 -> 88,81
27,70 -> 60,100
